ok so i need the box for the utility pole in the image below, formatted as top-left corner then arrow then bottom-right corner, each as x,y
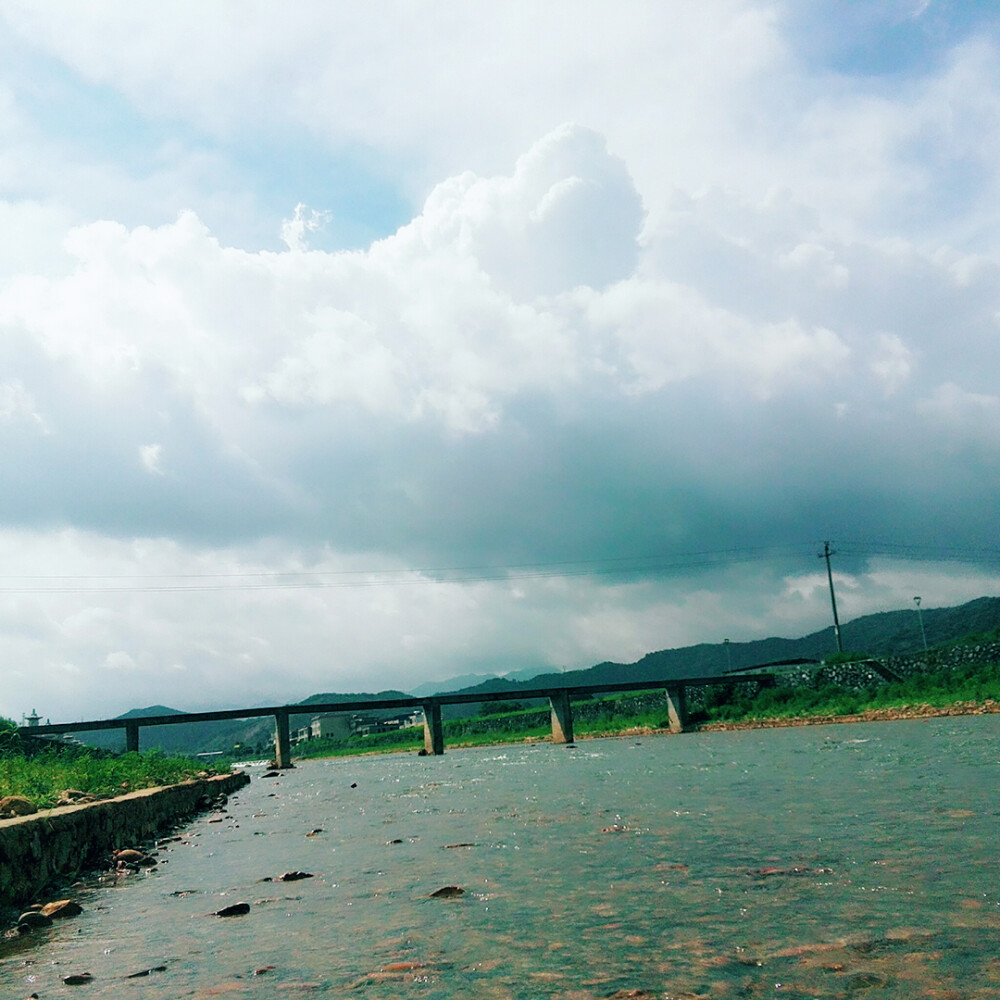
820,541 -> 843,653
913,596 -> 928,652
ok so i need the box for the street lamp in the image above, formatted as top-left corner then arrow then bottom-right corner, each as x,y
913,596 -> 928,653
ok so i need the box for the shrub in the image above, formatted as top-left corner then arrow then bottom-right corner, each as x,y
0,717 -> 22,757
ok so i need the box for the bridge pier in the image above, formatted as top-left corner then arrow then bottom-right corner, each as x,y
125,720 -> 140,753
422,701 -> 444,755
548,690 -> 574,744
665,684 -> 687,733
273,709 -> 293,768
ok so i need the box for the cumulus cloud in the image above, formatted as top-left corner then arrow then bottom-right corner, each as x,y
0,121 -> 996,566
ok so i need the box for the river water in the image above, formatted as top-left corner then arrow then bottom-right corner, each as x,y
2,715 -> 999,998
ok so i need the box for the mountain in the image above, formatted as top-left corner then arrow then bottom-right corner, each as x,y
431,596 -> 1000,703
408,673 -> 503,698
74,706 -> 276,756
118,704 -> 185,718
74,595 -> 999,754
74,692 -> 416,756
408,669 -> 547,697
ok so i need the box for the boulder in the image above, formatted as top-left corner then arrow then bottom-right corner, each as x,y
0,795 -> 36,817
215,902 -> 251,917
114,849 -> 146,863
62,973 -> 94,985
278,871 -> 314,882
114,848 -> 157,867
126,965 -> 167,978
18,911 -> 53,929
429,885 -> 464,898
40,899 -> 83,919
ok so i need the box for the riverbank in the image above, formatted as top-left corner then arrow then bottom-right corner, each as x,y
552,697 -> 1000,743
385,696 -> 1000,753
0,770 -> 249,911
695,697 -> 1000,732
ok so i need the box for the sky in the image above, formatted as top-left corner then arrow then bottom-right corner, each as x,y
2,0 -> 1000,722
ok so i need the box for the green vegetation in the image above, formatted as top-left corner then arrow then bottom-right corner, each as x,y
822,650 -> 873,665
940,625 -> 1000,648
294,727 -> 424,758
0,720 -> 230,811
292,656 -> 1000,758
697,659 -> 1000,725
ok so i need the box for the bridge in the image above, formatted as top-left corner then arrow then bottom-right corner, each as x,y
18,673 -> 774,768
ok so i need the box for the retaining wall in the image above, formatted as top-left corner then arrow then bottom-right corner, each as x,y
0,771 -> 249,908
754,641 -> 1000,695
885,640 -> 1000,678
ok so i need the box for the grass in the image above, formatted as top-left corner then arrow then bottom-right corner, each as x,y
0,721 -> 230,811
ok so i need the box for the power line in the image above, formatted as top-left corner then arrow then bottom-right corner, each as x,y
0,538 -> 996,595
0,542 -> 813,594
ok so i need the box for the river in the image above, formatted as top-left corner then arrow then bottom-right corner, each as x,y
2,714 -> 999,998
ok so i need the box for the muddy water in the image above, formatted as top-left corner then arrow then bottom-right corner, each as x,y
2,715 -> 999,998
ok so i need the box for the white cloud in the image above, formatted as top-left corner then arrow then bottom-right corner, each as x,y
104,650 -> 137,672
0,379 -> 47,430
139,443 -> 164,475
779,242 -> 850,290
917,381 -> 1000,436
7,122 -> 975,448
280,203 -> 331,253
869,332 -> 913,394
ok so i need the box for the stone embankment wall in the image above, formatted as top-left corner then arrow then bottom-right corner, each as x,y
884,640 -> 1000,679
0,771 -> 249,907
762,640 -> 1000,693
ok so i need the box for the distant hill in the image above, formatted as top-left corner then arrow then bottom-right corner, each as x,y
409,667 -> 548,698
433,596 -> 1000,703
118,704 -> 185,718
75,691 -> 417,756
76,595 -> 999,754
74,705 -> 276,756
409,673 -> 509,698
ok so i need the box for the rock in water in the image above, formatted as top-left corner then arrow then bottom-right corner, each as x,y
18,911 -> 53,929
114,849 -> 145,863
62,972 -> 94,985
278,871 -> 314,882
429,885 -> 464,898
215,902 -> 251,917
40,899 -> 83,919
126,965 -> 167,978
114,848 -> 157,868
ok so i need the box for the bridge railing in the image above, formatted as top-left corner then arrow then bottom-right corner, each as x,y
18,674 -> 775,766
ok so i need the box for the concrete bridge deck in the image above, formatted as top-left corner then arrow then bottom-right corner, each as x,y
19,674 -> 774,767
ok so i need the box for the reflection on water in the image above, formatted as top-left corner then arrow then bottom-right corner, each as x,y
3,715 -> 1000,997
